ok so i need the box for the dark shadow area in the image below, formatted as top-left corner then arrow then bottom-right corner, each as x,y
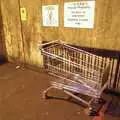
0,5 -> 8,65
105,89 -> 120,97
106,96 -> 120,117
46,94 -> 105,116
46,95 -> 87,108
45,90 -> 88,108
0,55 -> 7,64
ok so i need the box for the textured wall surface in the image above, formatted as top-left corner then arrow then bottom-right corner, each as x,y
0,0 -> 24,63
19,0 -> 43,66
0,5 -> 3,55
0,0 -> 120,63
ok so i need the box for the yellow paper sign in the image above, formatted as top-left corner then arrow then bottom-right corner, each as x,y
20,8 -> 27,21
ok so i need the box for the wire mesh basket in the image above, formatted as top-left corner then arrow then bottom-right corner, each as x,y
40,40 -> 111,115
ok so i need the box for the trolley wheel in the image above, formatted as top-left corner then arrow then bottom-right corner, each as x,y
84,108 -> 97,116
94,98 -> 105,104
42,92 -> 49,99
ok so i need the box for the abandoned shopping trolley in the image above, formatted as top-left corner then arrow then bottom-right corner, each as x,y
40,40 -> 111,115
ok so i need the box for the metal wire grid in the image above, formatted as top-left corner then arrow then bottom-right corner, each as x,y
40,40 -> 111,108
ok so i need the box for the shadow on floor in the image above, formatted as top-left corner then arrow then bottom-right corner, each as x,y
0,55 -> 7,65
106,96 -> 120,117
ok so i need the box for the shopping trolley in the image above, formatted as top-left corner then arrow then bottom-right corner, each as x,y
40,40 -> 111,115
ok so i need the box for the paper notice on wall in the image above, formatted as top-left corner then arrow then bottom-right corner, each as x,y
64,1 -> 95,28
42,5 -> 59,27
20,8 -> 27,21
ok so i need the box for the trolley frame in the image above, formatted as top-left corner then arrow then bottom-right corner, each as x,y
40,40 -> 110,114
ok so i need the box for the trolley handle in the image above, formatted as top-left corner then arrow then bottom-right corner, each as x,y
40,40 -> 60,49
39,40 -> 66,50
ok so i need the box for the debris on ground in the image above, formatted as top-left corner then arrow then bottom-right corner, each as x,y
16,65 -> 20,69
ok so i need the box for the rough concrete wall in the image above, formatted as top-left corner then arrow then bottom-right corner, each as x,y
0,0 -> 120,65
0,0 -> 24,63
0,16 -> 3,55
19,0 -> 43,66
0,1 -> 3,56
94,0 -> 120,50
59,0 -> 120,50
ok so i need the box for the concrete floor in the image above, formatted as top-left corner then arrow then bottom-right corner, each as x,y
0,63 -> 119,120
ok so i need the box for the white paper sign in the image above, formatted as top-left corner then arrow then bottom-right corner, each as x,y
42,5 -> 59,27
64,1 -> 95,28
